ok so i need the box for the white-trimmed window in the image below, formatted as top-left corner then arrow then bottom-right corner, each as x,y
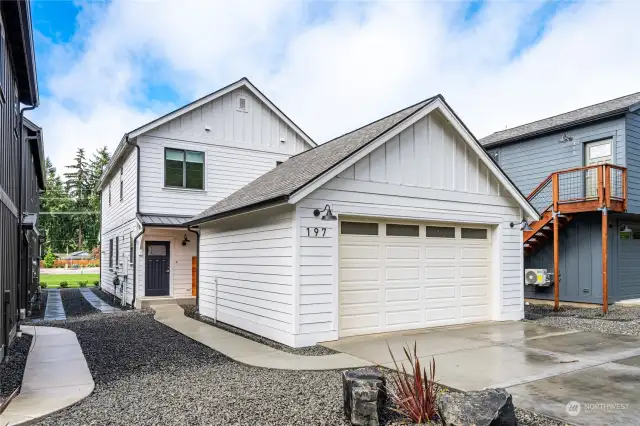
165,148 -> 205,189
238,96 -> 248,112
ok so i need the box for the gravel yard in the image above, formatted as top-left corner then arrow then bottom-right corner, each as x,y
181,304 -> 338,356
525,303 -> 640,335
0,334 -> 33,406
18,308 -> 562,426
60,288 -> 101,317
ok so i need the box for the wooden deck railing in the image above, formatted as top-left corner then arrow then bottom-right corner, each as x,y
527,164 -> 627,214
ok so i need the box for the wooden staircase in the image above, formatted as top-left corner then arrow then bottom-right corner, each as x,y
523,212 -> 572,256
522,164 -> 628,312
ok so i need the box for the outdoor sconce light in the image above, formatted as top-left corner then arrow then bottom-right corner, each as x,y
182,234 -> 191,246
313,204 -> 337,221
510,220 -> 532,231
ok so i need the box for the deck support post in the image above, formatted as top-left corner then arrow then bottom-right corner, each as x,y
552,174 -> 560,311
601,207 -> 608,314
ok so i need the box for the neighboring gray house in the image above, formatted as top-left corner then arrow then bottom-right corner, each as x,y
481,92 -> 640,306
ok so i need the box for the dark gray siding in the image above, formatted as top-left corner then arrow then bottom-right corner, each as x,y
487,118 -> 626,196
524,213 -> 617,304
626,113 -> 640,213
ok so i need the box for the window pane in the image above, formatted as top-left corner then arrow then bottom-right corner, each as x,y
341,222 -> 378,236
386,224 -> 419,237
589,141 -> 611,159
461,228 -> 487,239
185,151 -> 204,189
147,245 -> 167,256
165,149 -> 184,187
425,226 -> 455,238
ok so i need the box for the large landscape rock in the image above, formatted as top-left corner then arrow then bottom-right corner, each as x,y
342,369 -> 386,426
437,388 -> 517,426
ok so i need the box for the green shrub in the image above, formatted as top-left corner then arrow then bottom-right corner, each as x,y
43,247 -> 57,268
59,281 -> 69,288
93,280 -> 100,287
78,281 -> 88,288
40,282 -> 48,289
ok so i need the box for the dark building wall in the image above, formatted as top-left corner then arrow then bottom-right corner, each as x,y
0,8 -> 22,359
626,112 -> 640,213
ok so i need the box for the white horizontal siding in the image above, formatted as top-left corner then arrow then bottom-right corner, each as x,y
100,222 -> 137,305
198,208 -> 295,346
101,148 -> 137,231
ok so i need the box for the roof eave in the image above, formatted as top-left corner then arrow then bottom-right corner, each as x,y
482,108 -> 629,148
186,196 -> 290,226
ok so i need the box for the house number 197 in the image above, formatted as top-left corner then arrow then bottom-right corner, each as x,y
306,227 -> 327,237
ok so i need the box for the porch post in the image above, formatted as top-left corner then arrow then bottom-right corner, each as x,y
602,208 -> 608,314
552,174 -> 560,311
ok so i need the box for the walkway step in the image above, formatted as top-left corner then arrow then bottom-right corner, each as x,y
43,289 -> 66,321
79,288 -> 118,313
152,305 -> 371,371
1,326 -> 94,425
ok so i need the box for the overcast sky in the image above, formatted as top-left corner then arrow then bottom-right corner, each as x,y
30,0 -> 640,173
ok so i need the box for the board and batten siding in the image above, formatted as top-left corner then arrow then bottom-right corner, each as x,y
294,111 -> 524,344
198,208 -> 296,346
487,117 -> 626,196
626,113 -> 640,213
100,148 -> 138,303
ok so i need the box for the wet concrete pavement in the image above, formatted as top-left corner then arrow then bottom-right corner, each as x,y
322,321 -> 640,425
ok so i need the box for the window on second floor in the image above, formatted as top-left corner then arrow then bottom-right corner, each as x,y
165,148 -> 205,190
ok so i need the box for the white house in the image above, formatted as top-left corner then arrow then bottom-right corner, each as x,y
186,95 -> 540,347
98,78 -> 315,307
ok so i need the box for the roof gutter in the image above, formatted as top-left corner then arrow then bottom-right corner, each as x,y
482,109 -> 629,148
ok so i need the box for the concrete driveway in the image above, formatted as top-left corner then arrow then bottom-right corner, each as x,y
321,321 -> 640,425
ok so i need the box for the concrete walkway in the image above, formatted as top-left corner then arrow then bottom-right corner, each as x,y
152,305 -> 371,370
43,289 -> 66,321
1,326 -> 94,425
79,288 -> 118,313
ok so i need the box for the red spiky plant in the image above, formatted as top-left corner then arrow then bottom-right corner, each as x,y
387,342 -> 438,423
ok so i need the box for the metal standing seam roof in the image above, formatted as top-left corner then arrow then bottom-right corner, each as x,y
187,97 -> 438,225
480,91 -> 640,147
139,214 -> 192,227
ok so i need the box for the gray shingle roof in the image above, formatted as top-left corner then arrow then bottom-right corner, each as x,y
480,92 -> 640,147
140,214 -> 192,227
188,97 -> 438,224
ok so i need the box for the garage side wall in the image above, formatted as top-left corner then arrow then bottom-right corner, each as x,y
198,208 -> 296,346
293,112 -> 525,345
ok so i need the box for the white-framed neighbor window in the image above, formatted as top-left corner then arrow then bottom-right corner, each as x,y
238,96 -> 248,112
164,148 -> 205,190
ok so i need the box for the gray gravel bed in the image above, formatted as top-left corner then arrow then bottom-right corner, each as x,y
0,334 -> 33,405
181,304 -> 338,356
90,287 -> 127,310
24,311 -> 561,425
60,288 -> 101,317
525,304 -> 640,336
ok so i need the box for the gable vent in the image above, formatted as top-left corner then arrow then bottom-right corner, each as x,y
238,96 -> 247,111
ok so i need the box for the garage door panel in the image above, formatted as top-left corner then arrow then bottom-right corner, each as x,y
425,266 -> 456,279
386,245 -> 421,259
386,309 -> 421,326
341,267 -> 379,282
385,287 -> 420,303
425,286 -> 456,300
340,220 -> 492,337
340,289 -> 380,305
426,247 -> 456,259
341,245 -> 379,260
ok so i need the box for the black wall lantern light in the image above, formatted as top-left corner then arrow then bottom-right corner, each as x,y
313,204 -> 337,221
182,234 -> 191,246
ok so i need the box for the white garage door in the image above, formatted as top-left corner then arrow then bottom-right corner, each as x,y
339,220 -> 492,337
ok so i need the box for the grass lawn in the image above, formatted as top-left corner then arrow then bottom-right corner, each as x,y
40,273 -> 100,288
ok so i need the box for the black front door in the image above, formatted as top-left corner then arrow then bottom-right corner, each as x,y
145,242 -> 170,296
